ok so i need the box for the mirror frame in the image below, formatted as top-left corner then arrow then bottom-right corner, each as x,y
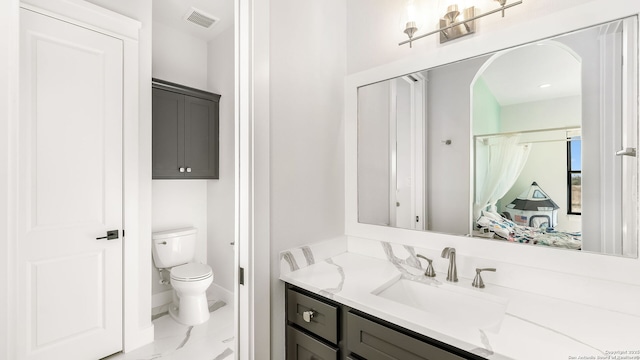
345,0 -> 640,287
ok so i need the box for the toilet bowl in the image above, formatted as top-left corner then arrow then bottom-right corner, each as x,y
169,263 -> 214,325
151,227 -> 214,326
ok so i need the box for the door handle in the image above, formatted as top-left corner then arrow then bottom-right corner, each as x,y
179,167 -> 185,173
616,148 -> 637,157
96,230 -> 119,240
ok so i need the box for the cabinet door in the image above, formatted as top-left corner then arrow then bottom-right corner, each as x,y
152,88 -> 185,178
347,313 -> 465,360
287,287 -> 339,344
287,326 -> 338,360
184,95 -> 219,178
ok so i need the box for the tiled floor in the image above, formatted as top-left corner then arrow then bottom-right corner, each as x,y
105,301 -> 235,360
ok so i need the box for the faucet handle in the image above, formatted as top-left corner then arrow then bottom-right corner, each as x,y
472,268 -> 496,288
416,254 -> 436,277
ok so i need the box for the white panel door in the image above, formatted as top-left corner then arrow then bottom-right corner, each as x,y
18,8 -> 123,360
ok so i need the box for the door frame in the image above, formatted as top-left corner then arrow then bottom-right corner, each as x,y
389,76 -> 426,231
235,0 -> 271,358
0,0 -> 20,358
2,0 -> 153,357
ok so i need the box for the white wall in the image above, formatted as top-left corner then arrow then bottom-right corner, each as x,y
206,26 -> 235,295
473,77 -> 501,135
152,21 -> 208,90
269,0 -> 347,358
501,96 -> 582,132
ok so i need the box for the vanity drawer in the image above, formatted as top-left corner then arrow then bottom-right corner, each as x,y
287,325 -> 338,360
347,312 -> 465,360
287,287 -> 339,344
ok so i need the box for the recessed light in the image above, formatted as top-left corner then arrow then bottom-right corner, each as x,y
539,83 -> 551,88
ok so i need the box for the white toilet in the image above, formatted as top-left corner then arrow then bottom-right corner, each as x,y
152,227 -> 213,325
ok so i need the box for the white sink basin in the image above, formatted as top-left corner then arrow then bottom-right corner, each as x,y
372,276 -> 509,332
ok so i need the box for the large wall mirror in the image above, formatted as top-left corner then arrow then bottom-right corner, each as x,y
357,16 -> 638,258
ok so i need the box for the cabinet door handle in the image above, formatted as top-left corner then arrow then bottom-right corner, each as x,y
302,310 -> 316,323
179,167 -> 185,173
186,167 -> 192,173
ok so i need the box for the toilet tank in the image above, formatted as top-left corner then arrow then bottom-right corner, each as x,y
152,227 -> 198,268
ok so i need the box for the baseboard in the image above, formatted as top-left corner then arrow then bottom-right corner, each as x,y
207,283 -> 233,305
152,290 -> 174,309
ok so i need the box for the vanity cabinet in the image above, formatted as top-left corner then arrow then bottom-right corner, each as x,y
152,78 -> 220,179
285,284 -> 483,360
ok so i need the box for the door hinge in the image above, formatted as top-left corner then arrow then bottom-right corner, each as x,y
239,267 -> 245,286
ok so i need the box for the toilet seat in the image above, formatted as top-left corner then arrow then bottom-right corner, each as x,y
170,263 -> 213,282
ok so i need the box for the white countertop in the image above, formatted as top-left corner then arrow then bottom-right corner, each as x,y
279,239 -> 640,360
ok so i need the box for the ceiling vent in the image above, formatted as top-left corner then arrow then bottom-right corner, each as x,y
184,8 -> 219,29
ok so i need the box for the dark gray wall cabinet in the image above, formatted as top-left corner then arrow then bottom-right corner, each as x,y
152,78 -> 221,179
285,284 -> 485,360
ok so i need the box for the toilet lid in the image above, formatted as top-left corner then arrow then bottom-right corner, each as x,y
170,263 -> 213,282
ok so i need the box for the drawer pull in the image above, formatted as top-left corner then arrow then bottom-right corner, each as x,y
302,310 -> 316,323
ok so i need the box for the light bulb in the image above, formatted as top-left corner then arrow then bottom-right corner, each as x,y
402,0 -> 420,47
406,0 -> 418,23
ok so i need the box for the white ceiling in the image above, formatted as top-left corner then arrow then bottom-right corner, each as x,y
153,0 -> 234,42
480,42 -> 581,106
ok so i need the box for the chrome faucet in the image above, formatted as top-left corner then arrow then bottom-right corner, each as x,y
441,247 -> 458,282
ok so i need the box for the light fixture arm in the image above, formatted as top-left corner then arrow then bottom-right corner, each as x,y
496,0 -> 508,16
399,0 -> 523,47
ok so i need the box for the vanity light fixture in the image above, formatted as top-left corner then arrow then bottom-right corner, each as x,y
400,0 -> 523,47
403,0 -> 419,48
404,21 -> 419,48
